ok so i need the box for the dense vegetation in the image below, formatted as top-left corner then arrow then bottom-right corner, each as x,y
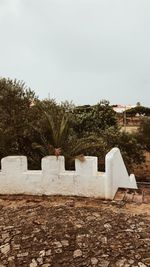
0,77 -> 149,172
125,105 -> 150,117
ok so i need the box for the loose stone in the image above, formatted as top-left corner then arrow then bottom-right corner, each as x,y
0,243 -> 10,254
30,259 -> 38,267
17,252 -> 29,257
61,240 -> 69,247
91,257 -> 98,265
138,262 -> 147,267
73,249 -> 82,258
45,249 -> 52,256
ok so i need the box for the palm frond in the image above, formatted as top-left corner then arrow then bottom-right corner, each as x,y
69,136 -> 104,155
32,142 -> 49,156
57,115 -> 70,147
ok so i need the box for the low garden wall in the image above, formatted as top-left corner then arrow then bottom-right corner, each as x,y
0,148 -> 137,199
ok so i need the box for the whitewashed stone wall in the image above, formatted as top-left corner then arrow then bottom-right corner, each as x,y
0,148 -> 137,199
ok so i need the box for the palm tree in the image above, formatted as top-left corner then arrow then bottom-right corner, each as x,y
32,102 -> 104,167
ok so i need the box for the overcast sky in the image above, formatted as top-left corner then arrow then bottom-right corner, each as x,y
0,0 -> 150,106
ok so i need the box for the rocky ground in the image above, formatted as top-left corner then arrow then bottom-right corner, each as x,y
0,194 -> 150,267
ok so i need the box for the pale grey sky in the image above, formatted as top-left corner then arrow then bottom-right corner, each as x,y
0,0 -> 150,106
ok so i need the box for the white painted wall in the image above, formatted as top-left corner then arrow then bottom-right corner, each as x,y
0,148 -> 137,199
105,148 -> 137,199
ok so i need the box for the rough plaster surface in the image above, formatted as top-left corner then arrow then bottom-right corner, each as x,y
0,148 -> 137,199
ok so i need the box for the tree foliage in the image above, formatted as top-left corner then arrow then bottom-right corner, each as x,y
0,77 -> 146,172
138,117 -> 150,152
32,101 -> 105,169
0,78 -> 39,167
125,106 -> 150,117
74,100 -> 118,136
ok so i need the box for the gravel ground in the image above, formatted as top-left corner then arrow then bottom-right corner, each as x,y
0,196 -> 150,267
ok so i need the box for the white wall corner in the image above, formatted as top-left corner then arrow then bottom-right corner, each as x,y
105,147 -> 138,199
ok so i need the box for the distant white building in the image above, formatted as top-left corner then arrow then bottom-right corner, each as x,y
113,104 -> 136,113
